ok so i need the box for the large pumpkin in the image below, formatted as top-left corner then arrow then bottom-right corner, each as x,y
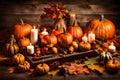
57,31 -> 73,46
67,19 -> 83,40
42,35 -> 57,45
84,15 -> 116,40
13,19 -> 32,39
36,63 -> 50,74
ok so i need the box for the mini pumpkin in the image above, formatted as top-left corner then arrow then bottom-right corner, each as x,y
100,51 -> 112,62
17,61 -> 30,72
79,41 -> 91,51
13,19 -> 32,40
12,53 -> 25,65
18,37 -> 30,47
84,15 -> 116,40
4,40 -> 19,57
106,59 -> 120,72
36,63 -> 50,74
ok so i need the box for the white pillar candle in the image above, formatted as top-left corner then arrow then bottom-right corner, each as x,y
88,32 -> 95,43
82,35 -> 88,42
41,28 -> 48,35
30,25 -> 38,45
69,12 -> 76,25
27,43 -> 34,55
108,42 -> 116,52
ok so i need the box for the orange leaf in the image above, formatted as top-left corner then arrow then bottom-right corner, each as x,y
8,67 -> 16,73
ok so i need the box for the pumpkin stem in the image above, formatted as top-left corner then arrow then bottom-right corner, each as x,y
100,14 -> 104,22
21,19 -> 24,25
69,12 -> 76,26
10,40 -> 13,45
113,59 -> 115,64
73,19 -> 78,26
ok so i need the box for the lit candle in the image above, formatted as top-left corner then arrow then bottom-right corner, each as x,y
88,31 -> 95,43
41,28 -> 48,35
108,42 -> 116,52
82,35 -> 88,42
69,12 -> 76,25
30,25 -> 38,45
27,43 -> 34,55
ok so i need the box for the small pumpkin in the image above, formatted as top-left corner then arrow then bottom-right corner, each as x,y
79,41 -> 91,51
17,61 -> 30,72
13,19 -> 32,40
52,19 -> 66,36
84,15 -> 116,40
12,53 -> 25,65
4,40 -> 19,57
106,59 -> 120,72
71,41 -> 79,49
36,63 -> 50,74
67,19 -> 83,40
100,51 -> 112,62
18,37 -> 30,47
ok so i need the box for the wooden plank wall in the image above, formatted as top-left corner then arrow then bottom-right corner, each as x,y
0,0 -> 120,30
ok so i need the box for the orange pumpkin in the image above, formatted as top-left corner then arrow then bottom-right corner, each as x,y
13,19 -> 32,39
84,15 -> 116,40
18,37 -> 30,47
67,19 -> 83,40
42,35 -> 57,45
57,30 -> 73,46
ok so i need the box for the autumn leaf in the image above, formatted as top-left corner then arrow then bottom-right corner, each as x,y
84,56 -> 99,65
8,67 -> 16,73
48,70 -> 59,76
0,56 -> 9,61
88,64 -> 105,73
83,68 -> 91,74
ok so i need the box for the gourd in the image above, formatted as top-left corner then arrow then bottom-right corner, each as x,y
79,41 -> 91,51
17,61 -> 30,72
106,59 -> 120,72
18,37 -> 30,47
12,53 -> 25,65
13,19 -> 32,40
36,63 -> 50,74
84,15 -> 116,40
4,40 -> 19,57
67,19 -> 83,40
100,51 -> 112,61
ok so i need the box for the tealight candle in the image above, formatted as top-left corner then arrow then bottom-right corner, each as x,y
88,31 -> 95,43
108,42 -> 116,52
82,34 -> 88,42
41,28 -> 48,35
30,25 -> 38,45
27,43 -> 34,55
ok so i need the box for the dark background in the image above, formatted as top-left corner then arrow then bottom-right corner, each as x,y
0,0 -> 120,30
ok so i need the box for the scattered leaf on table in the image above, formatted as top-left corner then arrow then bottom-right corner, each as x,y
27,69 -> 35,75
83,68 -> 91,74
88,64 -> 105,73
84,57 -> 99,65
48,70 -> 59,76
0,56 -> 9,61
8,67 -> 16,73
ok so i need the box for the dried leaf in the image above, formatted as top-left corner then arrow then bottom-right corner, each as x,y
83,68 -> 91,74
8,67 -> 15,73
84,57 -> 99,65
88,64 -> 105,73
48,70 -> 59,76
0,56 -> 9,61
